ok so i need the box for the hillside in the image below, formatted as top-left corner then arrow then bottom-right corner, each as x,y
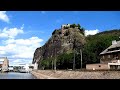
82,29 -> 120,65
33,25 -> 120,69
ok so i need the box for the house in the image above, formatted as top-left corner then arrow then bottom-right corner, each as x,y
86,40 -> 120,70
100,40 -> 120,69
100,40 -> 120,63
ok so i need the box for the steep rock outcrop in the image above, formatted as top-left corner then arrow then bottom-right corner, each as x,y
32,26 -> 86,64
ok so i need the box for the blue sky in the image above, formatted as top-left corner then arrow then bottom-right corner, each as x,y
0,11 -> 120,66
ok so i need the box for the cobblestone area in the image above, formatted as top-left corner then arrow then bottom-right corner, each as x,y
31,70 -> 120,79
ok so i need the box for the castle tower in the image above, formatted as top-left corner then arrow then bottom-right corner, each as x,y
61,24 -> 70,36
2,57 -> 9,72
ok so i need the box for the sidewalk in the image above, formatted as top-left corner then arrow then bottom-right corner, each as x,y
31,70 -> 57,79
31,70 -> 120,79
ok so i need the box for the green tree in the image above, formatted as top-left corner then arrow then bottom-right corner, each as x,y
82,29 -> 120,65
77,24 -> 81,29
57,53 -> 74,69
70,24 -> 76,28
79,27 -> 85,35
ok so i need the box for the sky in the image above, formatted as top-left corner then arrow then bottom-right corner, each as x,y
0,11 -> 120,66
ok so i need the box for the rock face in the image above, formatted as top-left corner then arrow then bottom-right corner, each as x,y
32,26 -> 86,65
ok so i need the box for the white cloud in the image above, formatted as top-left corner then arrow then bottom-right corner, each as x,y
85,29 -> 99,36
21,24 -> 24,29
13,59 -> 21,63
9,58 -> 32,66
41,11 -> 46,14
0,26 -> 24,38
0,24 -> 44,66
0,11 -> 9,23
5,37 -> 43,46
0,36 -> 43,65
0,51 -> 6,55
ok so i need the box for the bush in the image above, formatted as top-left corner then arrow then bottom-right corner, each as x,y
70,24 -> 76,28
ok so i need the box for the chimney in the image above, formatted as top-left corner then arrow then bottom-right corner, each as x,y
112,40 -> 117,45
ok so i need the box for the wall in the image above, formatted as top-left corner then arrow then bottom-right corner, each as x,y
86,64 -> 109,70
100,54 -> 114,63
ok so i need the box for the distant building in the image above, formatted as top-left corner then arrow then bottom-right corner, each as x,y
61,24 -> 79,36
61,24 -> 71,29
34,62 -> 38,70
14,63 -> 37,72
61,24 -> 71,36
8,66 -> 14,71
0,57 -> 9,72
23,63 -> 35,72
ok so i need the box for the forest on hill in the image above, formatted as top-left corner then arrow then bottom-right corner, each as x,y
83,29 -> 120,66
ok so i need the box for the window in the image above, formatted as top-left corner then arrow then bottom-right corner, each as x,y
113,53 -> 119,59
108,55 -> 110,58
103,55 -> 105,59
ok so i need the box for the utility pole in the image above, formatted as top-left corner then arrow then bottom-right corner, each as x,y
80,48 -> 82,69
53,40 -> 57,72
73,48 -> 75,70
72,37 -> 75,70
51,39 -> 54,71
54,47 -> 56,72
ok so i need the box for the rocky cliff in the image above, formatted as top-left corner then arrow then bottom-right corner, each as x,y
32,26 -> 86,65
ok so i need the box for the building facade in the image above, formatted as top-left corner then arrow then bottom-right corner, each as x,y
61,24 -> 71,36
99,40 -> 120,69
100,40 -> 120,63
86,40 -> 120,70
1,57 -> 9,72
